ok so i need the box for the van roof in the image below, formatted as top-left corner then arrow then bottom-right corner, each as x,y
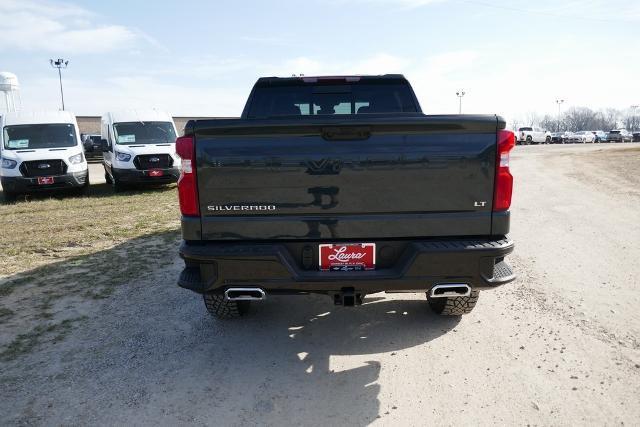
104,109 -> 173,124
1,110 -> 77,126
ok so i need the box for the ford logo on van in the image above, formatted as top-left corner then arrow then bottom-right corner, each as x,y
38,163 -> 51,169
149,157 -> 160,162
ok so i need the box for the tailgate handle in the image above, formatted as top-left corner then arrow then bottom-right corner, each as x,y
321,127 -> 371,141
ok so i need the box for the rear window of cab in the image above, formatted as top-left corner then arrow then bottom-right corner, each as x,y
247,81 -> 418,118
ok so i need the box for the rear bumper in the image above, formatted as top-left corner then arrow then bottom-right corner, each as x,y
1,170 -> 88,193
178,237 -> 515,295
112,167 -> 179,184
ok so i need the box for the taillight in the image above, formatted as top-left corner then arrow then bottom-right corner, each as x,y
493,129 -> 515,212
176,135 -> 199,216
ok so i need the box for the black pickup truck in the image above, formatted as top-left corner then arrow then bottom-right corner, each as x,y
176,75 -> 515,319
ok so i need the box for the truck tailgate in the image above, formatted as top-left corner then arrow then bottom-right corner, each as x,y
193,116 -> 501,240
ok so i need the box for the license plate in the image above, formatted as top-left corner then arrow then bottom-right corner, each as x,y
319,243 -> 376,271
37,176 -> 54,185
148,169 -> 164,177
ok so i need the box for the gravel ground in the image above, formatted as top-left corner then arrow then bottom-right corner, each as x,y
1,144 -> 639,425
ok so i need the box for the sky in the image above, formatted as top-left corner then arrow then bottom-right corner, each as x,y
1,0 -> 639,125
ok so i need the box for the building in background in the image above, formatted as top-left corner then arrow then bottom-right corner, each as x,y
76,116 -> 229,137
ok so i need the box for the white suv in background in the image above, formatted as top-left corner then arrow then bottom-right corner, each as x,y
517,127 -> 551,145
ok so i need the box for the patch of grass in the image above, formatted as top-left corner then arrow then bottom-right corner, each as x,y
0,316 -> 87,362
0,307 -> 14,320
0,231 -> 180,360
1,230 -> 179,299
0,184 -> 180,277
0,276 -> 31,296
0,184 -> 182,359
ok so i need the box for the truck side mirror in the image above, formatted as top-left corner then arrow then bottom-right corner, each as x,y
101,139 -> 110,152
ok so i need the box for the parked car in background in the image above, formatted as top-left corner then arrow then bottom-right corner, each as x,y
101,110 -> 180,191
632,132 -> 640,142
607,129 -> 632,143
517,126 -> 550,144
82,134 -> 102,152
569,131 -> 596,143
592,130 -> 607,143
561,131 -> 574,143
549,132 -> 565,144
0,111 -> 89,202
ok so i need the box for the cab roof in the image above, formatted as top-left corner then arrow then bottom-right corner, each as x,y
254,74 -> 408,87
1,110 -> 77,126
104,109 -> 174,124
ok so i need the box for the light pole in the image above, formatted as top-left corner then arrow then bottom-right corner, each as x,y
50,58 -> 69,110
456,89 -> 466,114
555,99 -> 565,132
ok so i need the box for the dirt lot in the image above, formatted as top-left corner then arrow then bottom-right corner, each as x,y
1,144 -> 639,425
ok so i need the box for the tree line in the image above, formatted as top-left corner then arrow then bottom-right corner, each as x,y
514,107 -> 640,133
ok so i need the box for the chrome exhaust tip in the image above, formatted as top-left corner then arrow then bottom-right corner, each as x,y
429,283 -> 471,298
224,287 -> 266,301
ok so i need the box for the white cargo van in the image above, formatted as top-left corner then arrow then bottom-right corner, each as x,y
101,110 -> 179,191
0,111 -> 89,201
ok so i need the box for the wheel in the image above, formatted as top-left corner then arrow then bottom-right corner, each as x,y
2,191 -> 17,203
203,293 -> 250,319
545,136 -> 551,144
526,136 -> 533,145
75,179 -> 90,196
427,290 -> 479,316
111,174 -> 126,192
104,172 -> 113,185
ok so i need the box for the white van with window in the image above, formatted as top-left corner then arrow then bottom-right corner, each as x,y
1,111 -> 88,202
101,110 -> 179,191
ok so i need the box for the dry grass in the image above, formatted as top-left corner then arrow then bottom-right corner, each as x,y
574,146 -> 640,197
0,184 -> 181,360
0,184 -> 180,277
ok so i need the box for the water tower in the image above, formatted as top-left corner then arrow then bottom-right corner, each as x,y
0,71 -> 21,113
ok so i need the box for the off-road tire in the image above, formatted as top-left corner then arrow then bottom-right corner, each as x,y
2,191 -> 17,203
203,293 -> 250,319
526,136 -> 533,144
427,290 -> 479,316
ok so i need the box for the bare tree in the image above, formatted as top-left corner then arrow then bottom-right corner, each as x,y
559,107 -> 622,132
623,107 -> 640,132
512,106 -> 626,133
562,107 -> 593,131
601,108 -> 621,130
539,114 -> 559,132
523,111 -> 542,127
